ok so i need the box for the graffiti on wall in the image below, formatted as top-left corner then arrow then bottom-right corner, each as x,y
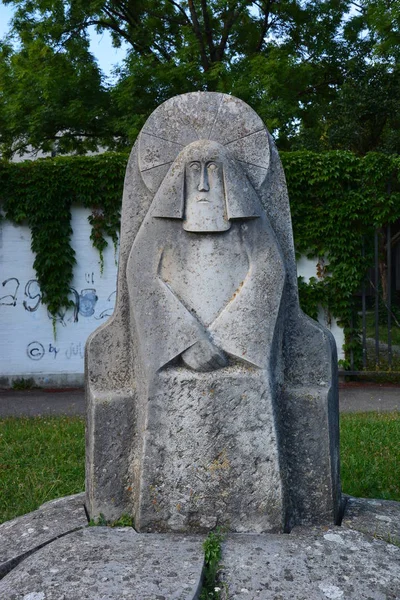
26,340 -> 85,361
1,276 -> 116,325
0,278 -> 20,306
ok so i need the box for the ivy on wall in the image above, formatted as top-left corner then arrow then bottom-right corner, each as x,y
1,150 -> 399,365
0,153 -> 126,316
283,151 -> 400,366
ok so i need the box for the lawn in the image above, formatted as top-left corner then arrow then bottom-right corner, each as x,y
340,411 -> 400,500
0,412 -> 399,525
0,416 -> 85,524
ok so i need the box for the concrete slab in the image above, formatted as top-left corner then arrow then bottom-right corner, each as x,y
0,528 -> 205,600
342,495 -> 400,545
1,493 -> 399,600
0,493 -> 87,578
219,527 -> 400,599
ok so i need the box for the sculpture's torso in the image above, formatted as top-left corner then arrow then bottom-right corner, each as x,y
160,225 -> 249,327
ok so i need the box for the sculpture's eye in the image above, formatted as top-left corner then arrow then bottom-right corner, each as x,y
189,162 -> 201,171
207,162 -> 218,172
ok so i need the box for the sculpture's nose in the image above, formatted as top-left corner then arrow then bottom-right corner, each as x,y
198,164 -> 209,192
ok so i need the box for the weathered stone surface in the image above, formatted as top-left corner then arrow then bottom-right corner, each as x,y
86,91 -> 340,531
127,137 -> 286,532
0,493 -> 86,578
279,382 -> 341,527
135,369 -> 284,533
219,528 -> 400,599
86,389 -> 136,522
342,495 -> 400,545
0,528 -> 205,600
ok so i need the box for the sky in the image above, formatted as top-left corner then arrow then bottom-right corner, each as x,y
0,2 -> 128,79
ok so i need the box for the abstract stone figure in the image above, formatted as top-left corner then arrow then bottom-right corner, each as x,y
129,140 -> 284,375
86,92 -> 341,533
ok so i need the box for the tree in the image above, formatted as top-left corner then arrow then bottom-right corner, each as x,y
1,0 -> 399,157
0,34 -> 111,157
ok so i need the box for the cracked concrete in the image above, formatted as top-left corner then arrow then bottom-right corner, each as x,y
0,494 -> 87,579
0,495 -> 399,599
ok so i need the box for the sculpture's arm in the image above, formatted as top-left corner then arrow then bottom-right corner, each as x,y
181,338 -> 228,371
157,276 -> 228,372
210,218 -> 286,370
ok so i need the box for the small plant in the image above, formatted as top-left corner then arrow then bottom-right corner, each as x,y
88,513 -> 108,526
385,533 -> 400,548
12,378 -> 35,390
111,514 -> 135,527
88,513 -> 134,527
200,529 -> 226,599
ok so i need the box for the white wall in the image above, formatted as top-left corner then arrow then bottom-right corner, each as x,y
0,212 -> 344,387
296,256 -> 345,361
0,207 -> 118,387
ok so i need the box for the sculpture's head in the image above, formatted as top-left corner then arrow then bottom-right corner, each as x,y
151,140 -> 261,233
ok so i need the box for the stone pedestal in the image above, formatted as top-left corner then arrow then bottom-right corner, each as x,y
135,368 -> 283,533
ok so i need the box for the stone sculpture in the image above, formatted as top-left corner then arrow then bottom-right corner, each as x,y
86,92 -> 341,533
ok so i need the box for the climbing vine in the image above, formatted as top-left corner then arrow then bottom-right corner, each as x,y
282,151 -> 400,367
1,150 -> 400,366
0,153 -> 126,316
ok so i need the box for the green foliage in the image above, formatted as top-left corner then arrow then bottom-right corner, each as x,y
88,513 -> 134,527
0,153 -> 127,317
200,529 -> 225,600
281,150 -> 400,367
3,1 -> 400,155
0,33 -> 112,158
88,513 -> 108,527
341,411 -> 400,502
1,149 -> 400,364
0,416 -> 85,524
11,377 -> 36,390
111,514 -> 135,527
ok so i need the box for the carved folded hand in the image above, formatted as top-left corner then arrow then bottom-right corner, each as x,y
181,338 -> 228,372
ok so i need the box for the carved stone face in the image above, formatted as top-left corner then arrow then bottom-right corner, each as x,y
183,157 -> 230,233
150,139 -> 262,225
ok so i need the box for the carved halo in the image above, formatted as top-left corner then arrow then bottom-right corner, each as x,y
138,92 -> 270,194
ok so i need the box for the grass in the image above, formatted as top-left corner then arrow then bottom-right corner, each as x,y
340,411 -> 400,501
0,412 -> 399,525
0,416 -> 85,524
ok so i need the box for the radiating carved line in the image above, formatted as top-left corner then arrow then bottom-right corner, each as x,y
141,160 -> 174,173
206,94 -> 225,140
141,131 -> 185,147
237,159 -> 269,171
224,127 -> 266,147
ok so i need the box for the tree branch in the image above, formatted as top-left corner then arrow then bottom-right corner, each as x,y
104,2 -> 173,61
187,0 -> 210,71
215,7 -> 240,62
166,0 -> 192,25
255,0 -> 274,53
200,0 -> 216,60
166,0 -> 190,23
297,79 -> 341,98
61,18 -> 161,62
